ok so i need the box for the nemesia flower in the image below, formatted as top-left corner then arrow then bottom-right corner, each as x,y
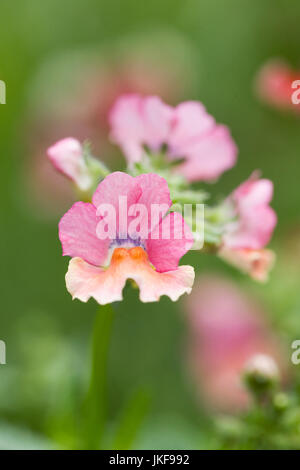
219,175 -> 277,281
59,172 -> 194,304
185,276 -> 287,413
47,138 -> 93,191
223,174 -> 277,250
256,59 -> 300,113
109,94 -> 237,182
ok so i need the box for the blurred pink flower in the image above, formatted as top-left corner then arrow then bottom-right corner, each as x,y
59,172 -> 194,304
185,276 -> 287,413
223,174 -> 277,250
218,247 -> 275,282
255,59 -> 300,113
219,174 -> 277,281
110,94 -> 237,182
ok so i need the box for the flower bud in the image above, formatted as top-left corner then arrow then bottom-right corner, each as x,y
243,354 -> 279,394
47,138 -> 109,194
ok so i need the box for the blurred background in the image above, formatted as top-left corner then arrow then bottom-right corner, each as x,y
1,0 -> 300,449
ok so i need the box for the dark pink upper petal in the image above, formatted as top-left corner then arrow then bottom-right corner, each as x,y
92,172 -> 172,239
59,201 -> 110,266
176,125 -> 238,182
92,172 -> 142,239
92,171 -> 141,212
134,173 -> 172,233
146,212 -> 194,272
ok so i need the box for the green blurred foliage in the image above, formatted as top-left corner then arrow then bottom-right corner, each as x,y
0,0 -> 300,449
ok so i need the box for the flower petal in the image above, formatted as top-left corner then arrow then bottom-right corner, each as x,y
142,95 -> 173,150
218,247 -> 275,282
176,125 -> 238,181
233,178 -> 274,209
47,138 -> 92,190
59,201 -> 110,266
109,94 -> 172,163
224,205 -> 277,250
146,212 -> 194,272
134,173 -> 172,233
138,263 -> 195,302
66,257 -> 125,304
225,177 -> 277,250
92,172 -> 172,240
168,101 -> 215,151
66,247 -> 194,304
92,171 -> 145,242
92,172 -> 140,210
109,94 -> 145,163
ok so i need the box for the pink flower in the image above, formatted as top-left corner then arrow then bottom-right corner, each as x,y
218,247 -> 275,282
223,174 -> 277,250
185,276 -> 288,413
59,172 -> 194,304
256,59 -> 300,113
47,138 -> 93,191
109,94 -> 237,182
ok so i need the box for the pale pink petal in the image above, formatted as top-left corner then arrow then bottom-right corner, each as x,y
109,94 -> 145,163
142,96 -> 173,150
138,264 -> 195,302
225,177 -> 277,249
66,247 -> 194,304
47,138 -> 92,190
109,94 -> 173,163
234,178 -> 274,208
168,101 -> 215,151
146,212 -> 194,272
176,125 -> 238,181
66,257 -> 125,304
59,201 -> 110,266
224,205 -> 277,250
109,95 -> 237,182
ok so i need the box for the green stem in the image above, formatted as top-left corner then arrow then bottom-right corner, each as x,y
81,303 -> 115,449
112,387 -> 151,450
